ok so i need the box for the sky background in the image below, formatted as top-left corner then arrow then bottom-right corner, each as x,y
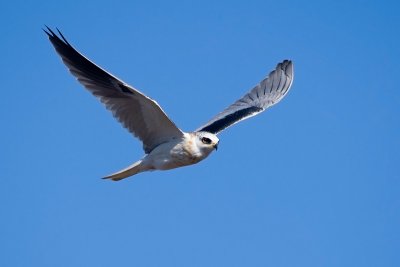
1,0 -> 399,266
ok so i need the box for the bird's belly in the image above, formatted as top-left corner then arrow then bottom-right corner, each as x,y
153,152 -> 202,170
145,142 -> 205,171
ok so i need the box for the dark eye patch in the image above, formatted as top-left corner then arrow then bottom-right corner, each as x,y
201,137 -> 212,144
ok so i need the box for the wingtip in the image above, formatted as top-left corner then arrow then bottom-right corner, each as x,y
281,59 -> 293,67
43,25 -> 56,37
277,59 -> 293,77
56,27 -> 71,45
42,25 -> 52,37
43,26 -> 71,46
102,176 -> 124,182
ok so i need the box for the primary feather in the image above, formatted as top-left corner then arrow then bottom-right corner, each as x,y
44,27 -> 183,153
197,60 -> 293,134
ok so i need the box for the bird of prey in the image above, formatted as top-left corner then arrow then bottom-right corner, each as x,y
44,27 -> 294,181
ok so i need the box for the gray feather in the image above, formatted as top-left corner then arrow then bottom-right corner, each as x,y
44,27 -> 183,153
197,60 -> 293,134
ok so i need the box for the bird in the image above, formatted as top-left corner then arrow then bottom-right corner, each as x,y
44,27 -> 294,181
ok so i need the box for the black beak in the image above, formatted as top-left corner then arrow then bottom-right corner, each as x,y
214,141 -> 219,150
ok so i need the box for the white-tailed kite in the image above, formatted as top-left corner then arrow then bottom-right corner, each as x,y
44,27 -> 294,181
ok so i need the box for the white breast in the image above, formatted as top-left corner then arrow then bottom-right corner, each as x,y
142,133 -> 205,171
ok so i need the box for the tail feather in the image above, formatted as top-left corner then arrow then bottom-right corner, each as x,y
103,160 -> 143,181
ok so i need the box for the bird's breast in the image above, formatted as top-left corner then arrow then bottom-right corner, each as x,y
145,137 -> 205,170
171,142 -> 203,165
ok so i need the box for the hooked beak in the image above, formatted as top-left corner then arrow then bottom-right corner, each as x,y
214,141 -> 219,151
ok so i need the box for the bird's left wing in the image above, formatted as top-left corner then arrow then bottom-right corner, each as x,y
44,27 -> 183,153
196,60 -> 293,134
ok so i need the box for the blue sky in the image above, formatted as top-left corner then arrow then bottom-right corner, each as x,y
1,0 -> 399,266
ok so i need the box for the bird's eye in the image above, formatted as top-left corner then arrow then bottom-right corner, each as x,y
201,137 -> 212,144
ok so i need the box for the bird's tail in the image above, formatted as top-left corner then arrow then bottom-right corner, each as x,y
103,160 -> 143,181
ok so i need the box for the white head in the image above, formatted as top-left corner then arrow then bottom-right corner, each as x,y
194,131 -> 220,153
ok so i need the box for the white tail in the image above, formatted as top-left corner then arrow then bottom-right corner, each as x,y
103,160 -> 143,181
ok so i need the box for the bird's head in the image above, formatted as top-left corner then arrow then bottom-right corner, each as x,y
195,131 -> 219,152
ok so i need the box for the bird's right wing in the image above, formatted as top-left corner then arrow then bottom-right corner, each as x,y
44,27 -> 183,153
196,60 -> 293,134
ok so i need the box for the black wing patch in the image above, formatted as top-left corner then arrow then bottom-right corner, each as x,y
199,106 -> 263,134
43,26 -> 132,96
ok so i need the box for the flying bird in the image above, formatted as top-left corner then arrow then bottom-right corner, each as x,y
44,27 -> 294,181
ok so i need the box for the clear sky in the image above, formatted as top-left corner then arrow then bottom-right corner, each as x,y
1,0 -> 399,266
